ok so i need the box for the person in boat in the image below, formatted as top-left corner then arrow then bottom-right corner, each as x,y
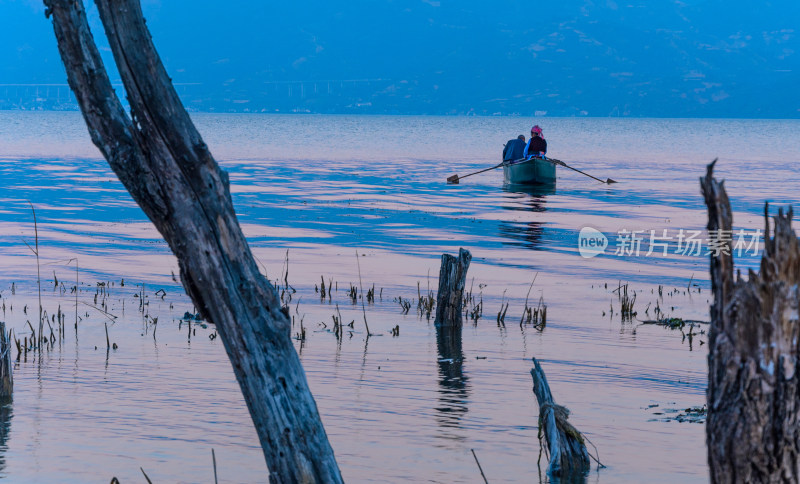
503,134 -> 526,162
524,125 -> 547,158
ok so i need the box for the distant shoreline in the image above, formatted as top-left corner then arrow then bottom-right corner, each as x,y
1,108 -> 798,121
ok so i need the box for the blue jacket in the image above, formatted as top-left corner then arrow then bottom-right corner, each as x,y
503,139 -> 526,161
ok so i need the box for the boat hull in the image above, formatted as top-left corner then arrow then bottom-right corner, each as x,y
503,157 -> 557,185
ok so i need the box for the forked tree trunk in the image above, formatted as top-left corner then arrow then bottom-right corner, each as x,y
43,1 -> 342,482
530,358 -> 590,478
702,160 -> 800,483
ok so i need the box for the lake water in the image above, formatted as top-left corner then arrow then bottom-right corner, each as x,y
0,112 -> 798,482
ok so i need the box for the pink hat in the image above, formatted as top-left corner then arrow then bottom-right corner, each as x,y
531,125 -> 543,135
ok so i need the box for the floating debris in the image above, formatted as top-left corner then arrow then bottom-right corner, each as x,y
640,318 -> 709,330
647,404 -> 707,424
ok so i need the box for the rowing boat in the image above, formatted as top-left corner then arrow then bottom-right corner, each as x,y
502,156 -> 557,185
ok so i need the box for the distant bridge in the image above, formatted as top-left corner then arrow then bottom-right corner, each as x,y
0,83 -> 202,108
0,83 -> 77,105
0,79 -> 396,111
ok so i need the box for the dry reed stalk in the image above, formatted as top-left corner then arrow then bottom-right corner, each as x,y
355,250 -> 371,335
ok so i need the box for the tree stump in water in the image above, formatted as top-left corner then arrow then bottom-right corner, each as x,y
0,322 -> 11,398
434,248 -> 472,328
702,160 -> 800,483
433,249 -> 471,426
530,358 -> 590,478
434,248 -> 471,357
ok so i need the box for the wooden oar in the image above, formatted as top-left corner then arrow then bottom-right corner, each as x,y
447,161 -> 509,184
547,157 -> 617,184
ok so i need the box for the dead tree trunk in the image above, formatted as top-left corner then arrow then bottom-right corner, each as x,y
0,322 -> 11,398
702,160 -> 800,483
434,248 -> 472,327
43,1 -> 342,482
0,321 -> 9,474
434,248 -> 471,359
433,249 -> 471,427
530,358 -> 590,478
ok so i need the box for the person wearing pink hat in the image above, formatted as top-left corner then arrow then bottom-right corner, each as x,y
523,125 -> 547,158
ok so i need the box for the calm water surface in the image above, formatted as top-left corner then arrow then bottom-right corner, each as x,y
0,112 -> 799,482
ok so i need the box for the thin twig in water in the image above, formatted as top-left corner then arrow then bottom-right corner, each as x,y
583,433 -> 607,469
284,249 -> 289,289
471,448 -> 489,484
71,258 -> 79,331
79,301 -> 118,322
355,250 -> 371,335
212,448 -> 219,484
26,202 -> 43,349
521,272 -> 538,325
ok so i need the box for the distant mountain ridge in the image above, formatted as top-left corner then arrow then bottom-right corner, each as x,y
2,0 -> 797,117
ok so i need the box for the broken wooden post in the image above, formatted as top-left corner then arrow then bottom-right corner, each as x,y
530,358 -> 590,478
0,322 -> 11,398
434,248 -> 471,362
702,160 -> 800,483
434,248 -> 472,328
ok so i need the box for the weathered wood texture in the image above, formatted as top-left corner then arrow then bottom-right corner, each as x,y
530,358 -> 590,478
43,1 -> 342,482
434,248 -> 472,328
0,322 -> 11,398
432,250 -> 471,426
434,248 -> 471,366
702,160 -> 800,483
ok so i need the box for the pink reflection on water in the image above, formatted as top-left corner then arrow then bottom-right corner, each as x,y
1,113 -> 797,482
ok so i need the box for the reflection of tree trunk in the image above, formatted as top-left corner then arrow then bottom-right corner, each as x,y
434,249 -> 471,428
702,160 -> 800,483
44,1 -> 341,482
0,397 -> 10,472
436,322 -> 468,427
437,319 -> 463,365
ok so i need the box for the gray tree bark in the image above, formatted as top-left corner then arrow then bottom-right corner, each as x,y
0,322 -> 11,398
530,358 -> 590,478
434,248 -> 471,328
702,159 -> 800,483
432,249 -> 472,428
434,248 -> 471,361
43,1 -> 342,482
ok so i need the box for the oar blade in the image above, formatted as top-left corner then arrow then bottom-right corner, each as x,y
447,174 -> 460,184
606,178 -> 618,184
